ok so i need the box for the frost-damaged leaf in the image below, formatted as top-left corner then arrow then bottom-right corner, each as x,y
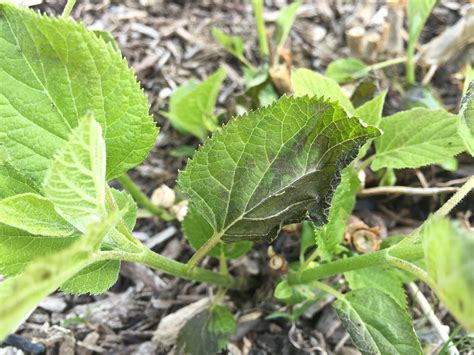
372,108 -> 464,171
334,288 -> 422,355
176,305 -> 236,355
179,96 -> 379,244
345,266 -> 407,309
0,4 -> 157,183
163,68 -> 226,141
0,193 -> 76,237
315,168 -> 360,260
325,58 -> 368,84
422,217 -> 474,332
44,115 -> 106,232
292,69 -> 355,114
0,210 -> 123,341
0,163 -> 39,198
458,80 -> 474,156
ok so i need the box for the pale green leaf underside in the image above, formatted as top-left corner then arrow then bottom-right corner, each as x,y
179,96 -> 379,244
422,217 -> 474,332
165,68 -> 225,140
334,288 -> 422,355
0,4 -> 157,184
0,193 -> 75,237
44,115 -> 106,232
458,80 -> 474,156
292,68 -> 355,115
372,108 -> 465,170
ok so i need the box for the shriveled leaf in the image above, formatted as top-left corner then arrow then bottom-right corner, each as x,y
334,288 -> 422,355
183,206 -> 252,259
0,163 -> 39,198
0,193 -> 75,237
163,68 -> 226,140
292,68 -> 355,114
0,4 -> 157,183
179,96 -> 379,245
274,0 -> 301,48
44,115 -> 106,232
372,108 -> 464,170
0,211 -> 123,341
326,58 -> 368,83
315,168 -> 360,260
345,266 -> 407,309
0,224 -> 78,276
422,217 -> 474,332
176,305 -> 236,355
458,80 -> 474,156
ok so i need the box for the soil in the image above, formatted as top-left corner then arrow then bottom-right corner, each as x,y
1,1 -> 473,354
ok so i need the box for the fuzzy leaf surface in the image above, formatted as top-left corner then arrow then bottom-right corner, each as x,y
44,115 -> 106,232
176,305 -> 236,355
372,108 -> 464,170
163,68 -> 225,141
422,217 -> 474,332
0,4 -> 157,183
179,96 -> 379,244
334,288 -> 422,355
0,193 -> 75,237
292,69 -> 355,114
458,80 -> 474,156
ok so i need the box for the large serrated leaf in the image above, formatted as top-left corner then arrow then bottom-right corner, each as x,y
458,80 -> 474,156
44,114 -> 106,232
0,4 -> 157,183
179,96 -> 379,245
422,217 -> 474,332
372,108 -> 465,170
334,288 -> 422,355
0,163 -> 39,198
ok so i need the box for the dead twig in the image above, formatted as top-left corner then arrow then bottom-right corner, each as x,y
358,186 -> 459,197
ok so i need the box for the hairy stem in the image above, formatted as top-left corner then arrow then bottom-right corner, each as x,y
61,0 -> 77,17
312,280 -> 344,299
186,231 -> 223,270
117,174 -> 174,221
434,176 -> 474,218
386,255 -> 435,289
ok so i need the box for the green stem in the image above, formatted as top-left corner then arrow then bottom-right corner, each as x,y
61,0 -> 77,17
434,176 -> 474,218
299,248 -> 320,272
386,255 -> 435,289
118,174 -> 174,221
311,280 -> 344,299
365,56 -> 407,73
356,155 -> 375,172
98,247 -> 242,289
406,45 -> 416,85
288,242 -> 424,285
252,0 -> 269,58
186,231 -> 223,270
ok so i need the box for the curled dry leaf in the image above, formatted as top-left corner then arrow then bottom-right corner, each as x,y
170,200 -> 189,222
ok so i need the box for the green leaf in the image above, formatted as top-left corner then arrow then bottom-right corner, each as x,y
44,115 -> 106,232
292,68 -> 355,114
212,27 -> 251,68
176,305 -> 236,355
0,193 -> 75,237
345,267 -> 407,309
372,108 -> 465,171
109,188 -> 137,231
463,64 -> 473,97
0,4 -> 157,183
300,221 -> 316,260
163,68 -> 226,141
407,0 -> 436,59
403,86 -> 444,110
334,288 -> 422,355
351,78 -> 377,108
0,224 -> 78,276
422,217 -> 474,332
0,210 -> 123,341
326,58 -> 368,83
458,80 -> 474,156
378,168 -> 397,187
0,163 -> 40,198
315,168 -> 360,260
183,206 -> 252,259
179,96 -> 379,245
274,1 -> 301,49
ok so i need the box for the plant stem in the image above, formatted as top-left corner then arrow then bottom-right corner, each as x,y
434,176 -> 474,218
299,248 -> 320,272
117,174 -> 174,221
358,185 -> 459,197
365,56 -> 407,73
386,255 -> 435,289
288,242 -> 424,285
252,0 -> 269,58
61,0 -> 77,17
186,231 -> 223,270
311,280 -> 344,299
356,155 -> 375,173
406,45 -> 416,85
98,247 -> 242,289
